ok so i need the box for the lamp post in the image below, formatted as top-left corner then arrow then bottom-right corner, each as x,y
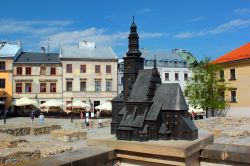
71,97 -> 73,123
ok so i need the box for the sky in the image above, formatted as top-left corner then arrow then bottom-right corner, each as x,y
0,0 -> 250,60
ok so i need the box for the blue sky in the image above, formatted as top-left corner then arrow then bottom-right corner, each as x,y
0,0 -> 250,60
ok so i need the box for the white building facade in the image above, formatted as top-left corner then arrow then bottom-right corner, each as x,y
118,49 -> 192,94
61,41 -> 118,113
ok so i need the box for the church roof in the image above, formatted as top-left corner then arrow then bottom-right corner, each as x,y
213,43 -> 250,64
128,69 -> 153,102
146,83 -> 188,121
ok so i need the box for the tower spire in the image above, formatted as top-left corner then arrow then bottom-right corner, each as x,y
154,54 -> 157,68
126,16 -> 141,57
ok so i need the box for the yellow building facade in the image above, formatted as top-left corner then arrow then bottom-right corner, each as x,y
214,43 -> 250,117
221,60 -> 250,116
0,42 -> 21,111
0,59 -> 13,110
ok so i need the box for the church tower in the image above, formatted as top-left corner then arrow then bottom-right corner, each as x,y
123,17 -> 144,101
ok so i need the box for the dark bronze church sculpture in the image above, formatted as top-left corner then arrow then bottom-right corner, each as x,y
111,18 -> 198,141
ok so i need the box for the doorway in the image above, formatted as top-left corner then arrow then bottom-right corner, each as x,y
94,101 -> 100,114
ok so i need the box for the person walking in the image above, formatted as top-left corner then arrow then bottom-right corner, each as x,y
3,108 -> 9,125
30,111 -> 35,123
85,116 -> 89,128
39,113 -> 45,124
80,112 -> 84,119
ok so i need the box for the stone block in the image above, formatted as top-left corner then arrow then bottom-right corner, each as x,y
51,129 -> 87,142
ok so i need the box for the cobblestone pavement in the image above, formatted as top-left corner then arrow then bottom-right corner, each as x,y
0,117 -> 110,165
1,117 -> 250,165
195,117 -> 250,146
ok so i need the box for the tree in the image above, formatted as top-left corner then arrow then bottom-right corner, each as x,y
185,57 -> 229,118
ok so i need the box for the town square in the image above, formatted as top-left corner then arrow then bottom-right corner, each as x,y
0,0 -> 250,165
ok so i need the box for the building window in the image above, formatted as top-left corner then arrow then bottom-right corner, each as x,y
106,81 -> 112,91
231,90 -> 237,102
184,73 -> 188,81
40,83 -> 46,93
106,65 -> 111,73
230,69 -> 236,80
164,61 -> 168,67
80,65 -> 86,73
17,67 -> 22,75
219,70 -> 224,81
183,62 -> 187,68
165,73 -> 169,81
121,77 -> 124,85
25,83 -> 32,93
66,64 -> 72,73
26,67 -> 31,75
50,67 -> 56,75
0,61 -> 5,70
174,61 -> 178,67
66,81 -> 72,91
175,73 -> 179,80
80,81 -> 86,91
95,65 -> 100,73
16,83 -> 22,93
50,83 -> 56,92
0,79 -> 5,88
220,91 -> 225,101
95,80 -> 101,91
40,66 -> 46,75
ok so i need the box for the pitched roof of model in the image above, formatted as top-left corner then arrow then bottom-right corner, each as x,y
213,43 -> 250,64
14,52 -> 60,63
61,45 -> 117,59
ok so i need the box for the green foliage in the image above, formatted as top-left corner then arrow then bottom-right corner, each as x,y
185,57 -> 230,116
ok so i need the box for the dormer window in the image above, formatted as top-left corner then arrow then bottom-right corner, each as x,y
174,61 -> 178,67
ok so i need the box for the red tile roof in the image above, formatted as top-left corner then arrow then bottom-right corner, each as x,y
213,43 -> 250,64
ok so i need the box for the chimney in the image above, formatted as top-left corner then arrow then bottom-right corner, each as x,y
41,47 -> 45,53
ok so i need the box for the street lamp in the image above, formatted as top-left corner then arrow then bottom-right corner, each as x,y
71,97 -> 73,123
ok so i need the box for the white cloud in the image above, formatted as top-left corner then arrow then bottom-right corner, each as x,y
234,8 -> 250,15
40,28 -> 165,49
188,17 -> 204,22
141,32 -> 167,38
174,32 -> 196,39
174,19 -> 250,39
0,20 -> 73,35
139,8 -> 153,13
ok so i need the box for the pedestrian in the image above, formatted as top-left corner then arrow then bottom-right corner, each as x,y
39,113 -> 45,124
85,116 -> 89,128
0,109 -> 3,119
98,118 -> 103,128
3,108 -> 9,125
30,111 -> 35,123
80,112 -> 83,119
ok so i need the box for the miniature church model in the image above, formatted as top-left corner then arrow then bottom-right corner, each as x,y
111,18 -> 198,141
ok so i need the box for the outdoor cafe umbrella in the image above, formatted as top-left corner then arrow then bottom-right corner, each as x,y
188,106 -> 204,113
12,97 -> 37,106
40,99 -> 64,112
40,99 -> 63,108
95,101 -> 112,111
66,100 -> 90,112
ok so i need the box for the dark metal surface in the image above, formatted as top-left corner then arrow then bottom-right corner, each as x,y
111,19 -> 198,141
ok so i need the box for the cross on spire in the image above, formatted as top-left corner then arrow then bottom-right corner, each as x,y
154,54 -> 157,68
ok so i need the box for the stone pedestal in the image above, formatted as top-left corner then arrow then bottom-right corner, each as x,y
87,130 -> 213,166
